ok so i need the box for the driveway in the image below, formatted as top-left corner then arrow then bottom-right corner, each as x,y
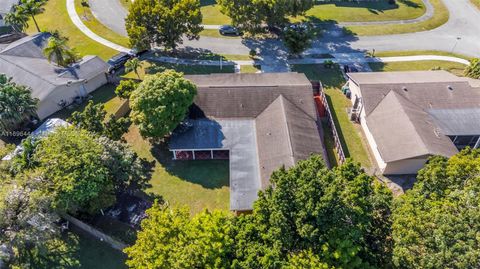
87,0 -> 480,57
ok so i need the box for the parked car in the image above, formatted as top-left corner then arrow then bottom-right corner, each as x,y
107,52 -> 132,73
219,25 -> 242,36
128,48 -> 149,57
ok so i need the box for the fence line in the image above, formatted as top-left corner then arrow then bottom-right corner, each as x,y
318,90 -> 346,164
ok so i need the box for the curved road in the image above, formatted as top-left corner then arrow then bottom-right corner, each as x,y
86,0 -> 480,57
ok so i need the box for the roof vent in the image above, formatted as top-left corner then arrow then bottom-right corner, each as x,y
402,86 -> 408,92
447,85 -> 453,91
240,103 -> 244,108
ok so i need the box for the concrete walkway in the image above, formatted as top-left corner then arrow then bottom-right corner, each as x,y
66,0 -> 130,53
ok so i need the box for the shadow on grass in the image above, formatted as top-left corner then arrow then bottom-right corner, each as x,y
200,0 -> 217,6
146,61 -> 235,75
324,93 -> 351,159
150,142 -> 230,189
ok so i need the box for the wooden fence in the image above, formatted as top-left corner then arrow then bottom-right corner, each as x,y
318,90 -> 347,164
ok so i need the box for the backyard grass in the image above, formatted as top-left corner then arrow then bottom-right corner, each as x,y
346,0 -> 449,35
200,0 -> 231,25
124,126 -> 230,214
290,64 -> 373,168
26,0 -> 118,60
372,50 -> 472,60
74,0 -> 130,47
368,60 -> 467,76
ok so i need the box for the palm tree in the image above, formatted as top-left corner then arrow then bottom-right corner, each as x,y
43,34 -> 78,67
4,9 -> 29,33
125,58 -> 143,79
16,0 -> 46,33
0,74 -> 38,133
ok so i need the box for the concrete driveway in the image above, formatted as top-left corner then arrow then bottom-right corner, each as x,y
88,0 -> 480,57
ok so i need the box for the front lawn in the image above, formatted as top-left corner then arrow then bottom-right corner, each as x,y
26,0 -> 118,60
200,0 -> 231,25
290,64 -> 373,169
368,60 -> 467,76
346,0 -> 448,35
372,50 -> 472,60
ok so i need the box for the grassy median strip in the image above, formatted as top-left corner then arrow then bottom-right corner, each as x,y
368,60 -> 467,76
26,0 -> 118,60
346,0 -> 449,35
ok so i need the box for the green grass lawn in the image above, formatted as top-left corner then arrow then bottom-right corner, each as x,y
200,0 -> 231,25
368,60 -> 467,76
240,65 -> 261,73
200,29 -> 242,39
346,0 -> 448,35
74,0 -> 130,47
296,0 -> 425,23
26,0 -> 118,60
124,126 -> 230,214
122,60 -> 235,79
118,0 -> 131,10
290,64 -> 373,168
372,50 -> 472,60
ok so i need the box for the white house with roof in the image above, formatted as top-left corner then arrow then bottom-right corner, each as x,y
0,33 -> 109,119
346,70 -> 480,175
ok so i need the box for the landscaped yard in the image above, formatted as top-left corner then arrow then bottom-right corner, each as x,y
346,0 -> 449,35
26,0 -> 118,60
471,0 -> 480,9
368,60 -> 467,76
290,64 -> 373,169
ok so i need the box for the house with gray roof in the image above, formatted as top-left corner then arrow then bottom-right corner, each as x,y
169,73 -> 326,213
346,70 -> 480,175
0,32 -> 109,119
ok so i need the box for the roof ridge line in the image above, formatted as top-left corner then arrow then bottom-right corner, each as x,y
279,96 -> 295,163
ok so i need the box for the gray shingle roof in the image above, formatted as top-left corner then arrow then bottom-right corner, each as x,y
0,33 -> 108,101
0,0 -> 18,15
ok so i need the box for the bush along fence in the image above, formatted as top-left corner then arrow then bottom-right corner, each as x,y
315,87 -> 347,164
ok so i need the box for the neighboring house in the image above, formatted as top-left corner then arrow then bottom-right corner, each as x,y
169,73 -> 327,213
2,118 -> 69,161
346,70 -> 480,175
0,0 -> 18,26
0,33 -> 109,120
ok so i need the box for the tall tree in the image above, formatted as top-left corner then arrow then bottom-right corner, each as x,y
392,149 -> 480,268
124,203 -> 234,269
16,0 -> 47,32
43,33 -> 78,67
130,70 -> 197,139
115,79 -> 138,99
283,25 -> 313,56
4,10 -> 29,33
218,0 -> 313,34
125,58 -> 143,79
0,74 -> 38,133
232,156 -> 393,268
125,0 -> 203,51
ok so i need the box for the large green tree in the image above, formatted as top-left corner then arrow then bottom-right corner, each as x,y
232,156 -> 393,269
283,25 -> 313,56
392,149 -> 480,268
15,0 -> 47,32
130,70 -> 197,139
33,127 -> 116,214
218,0 -> 313,34
125,0 -> 203,51
0,74 -> 38,133
124,203 -> 234,268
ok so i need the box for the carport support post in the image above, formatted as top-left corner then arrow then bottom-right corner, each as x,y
474,137 -> 480,149
193,151 -> 196,160
172,150 -> 177,160
210,150 -> 214,159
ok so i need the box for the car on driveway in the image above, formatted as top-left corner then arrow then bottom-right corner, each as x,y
219,25 -> 242,36
107,52 -> 132,73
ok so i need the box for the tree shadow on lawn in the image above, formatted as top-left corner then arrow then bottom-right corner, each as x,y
150,141 -> 230,189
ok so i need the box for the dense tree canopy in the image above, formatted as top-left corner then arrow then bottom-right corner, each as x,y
130,70 -> 197,139
283,25 -> 313,55
125,0 -> 203,51
218,0 -> 313,34
392,149 -> 480,268
0,74 -> 38,133
124,203 -> 234,269
125,156 -> 393,268
115,79 -> 138,99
